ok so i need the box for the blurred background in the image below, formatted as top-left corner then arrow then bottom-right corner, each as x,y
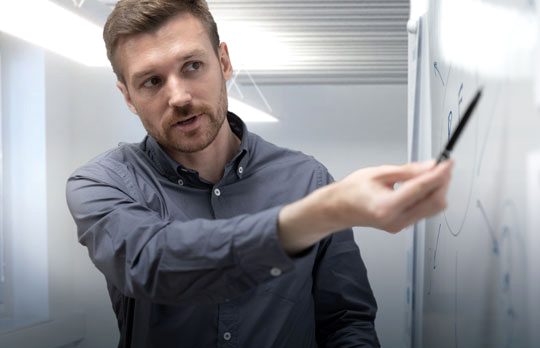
0,1 -> 411,347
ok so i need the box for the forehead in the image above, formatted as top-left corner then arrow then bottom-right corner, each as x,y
116,14 -> 214,81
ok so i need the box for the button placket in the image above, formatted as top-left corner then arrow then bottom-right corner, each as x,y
217,302 -> 238,347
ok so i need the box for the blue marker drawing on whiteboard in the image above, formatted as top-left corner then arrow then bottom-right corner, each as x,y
500,200 -> 526,347
434,61 -> 446,86
433,224 -> 441,270
458,83 -> 464,122
427,224 -> 442,296
448,111 -> 453,140
477,200 -> 500,254
507,304 -> 515,323
504,271 -> 511,293
427,256 -> 433,295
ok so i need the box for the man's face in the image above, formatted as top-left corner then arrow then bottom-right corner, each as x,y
115,14 -> 232,154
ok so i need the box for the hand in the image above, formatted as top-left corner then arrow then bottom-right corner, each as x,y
278,160 -> 454,254
334,159 -> 454,233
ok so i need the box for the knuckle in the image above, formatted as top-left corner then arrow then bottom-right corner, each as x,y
386,223 -> 405,234
374,165 -> 392,177
372,202 -> 390,222
440,199 -> 448,210
387,226 -> 400,234
408,161 -> 421,170
431,197 -> 447,213
436,192 -> 448,208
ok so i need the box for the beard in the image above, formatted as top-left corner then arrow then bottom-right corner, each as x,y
154,80 -> 228,154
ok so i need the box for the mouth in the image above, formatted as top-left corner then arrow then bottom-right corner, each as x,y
175,114 -> 201,126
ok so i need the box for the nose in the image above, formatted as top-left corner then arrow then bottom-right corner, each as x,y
166,76 -> 192,108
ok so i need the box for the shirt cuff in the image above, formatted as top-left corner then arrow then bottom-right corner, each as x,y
234,205 -> 295,284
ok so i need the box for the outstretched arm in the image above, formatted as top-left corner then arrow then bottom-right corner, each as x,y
66,163 -> 294,305
278,160 -> 453,254
67,158 -> 451,305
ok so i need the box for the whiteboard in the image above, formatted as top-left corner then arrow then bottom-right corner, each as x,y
409,1 -> 540,347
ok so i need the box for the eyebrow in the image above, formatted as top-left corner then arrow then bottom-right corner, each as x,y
130,49 -> 207,83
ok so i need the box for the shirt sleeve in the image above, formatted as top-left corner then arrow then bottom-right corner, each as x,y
65,159 -> 295,306
313,169 -> 380,348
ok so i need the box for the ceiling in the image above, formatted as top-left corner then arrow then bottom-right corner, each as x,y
68,0 -> 410,84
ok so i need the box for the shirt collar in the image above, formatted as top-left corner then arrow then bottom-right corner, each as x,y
143,111 -> 250,183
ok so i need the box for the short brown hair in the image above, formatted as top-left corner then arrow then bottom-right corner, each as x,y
103,0 -> 220,82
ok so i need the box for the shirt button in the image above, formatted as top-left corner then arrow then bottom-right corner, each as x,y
270,267 -> 282,277
214,188 -> 221,197
177,179 -> 184,186
238,166 -> 244,174
223,332 -> 232,341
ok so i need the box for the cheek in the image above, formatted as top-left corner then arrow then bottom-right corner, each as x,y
199,69 -> 225,100
138,115 -> 158,132
137,94 -> 166,114
133,100 -> 166,129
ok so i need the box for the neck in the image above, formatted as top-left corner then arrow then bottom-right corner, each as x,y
170,119 -> 241,184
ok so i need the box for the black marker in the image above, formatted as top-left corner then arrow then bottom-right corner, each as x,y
436,88 -> 483,164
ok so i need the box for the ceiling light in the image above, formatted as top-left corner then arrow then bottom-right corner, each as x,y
0,0 -> 108,66
228,97 -> 278,123
218,21 -> 293,72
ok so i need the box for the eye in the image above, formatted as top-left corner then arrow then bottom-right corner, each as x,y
142,76 -> 162,88
185,61 -> 202,72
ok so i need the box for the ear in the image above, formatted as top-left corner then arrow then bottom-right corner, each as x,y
218,42 -> 233,81
116,81 -> 139,115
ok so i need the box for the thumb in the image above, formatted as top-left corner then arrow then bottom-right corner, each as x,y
376,160 -> 436,184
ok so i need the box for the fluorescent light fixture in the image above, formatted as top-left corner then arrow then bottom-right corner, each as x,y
440,0 -> 538,78
218,21 -> 293,72
0,0 -> 108,66
228,97 -> 278,123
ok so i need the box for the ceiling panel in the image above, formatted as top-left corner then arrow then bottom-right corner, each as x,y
92,0 -> 410,84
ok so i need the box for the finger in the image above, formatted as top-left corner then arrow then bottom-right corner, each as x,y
388,178 -> 451,232
374,160 -> 437,184
391,160 -> 453,210
404,180 -> 450,224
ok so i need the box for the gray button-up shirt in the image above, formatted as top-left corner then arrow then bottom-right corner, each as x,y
66,112 -> 379,348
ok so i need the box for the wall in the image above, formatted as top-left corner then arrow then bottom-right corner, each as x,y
247,84 -> 410,347
2,40 -> 409,347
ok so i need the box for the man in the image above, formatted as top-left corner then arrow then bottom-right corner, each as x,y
66,0 -> 453,347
